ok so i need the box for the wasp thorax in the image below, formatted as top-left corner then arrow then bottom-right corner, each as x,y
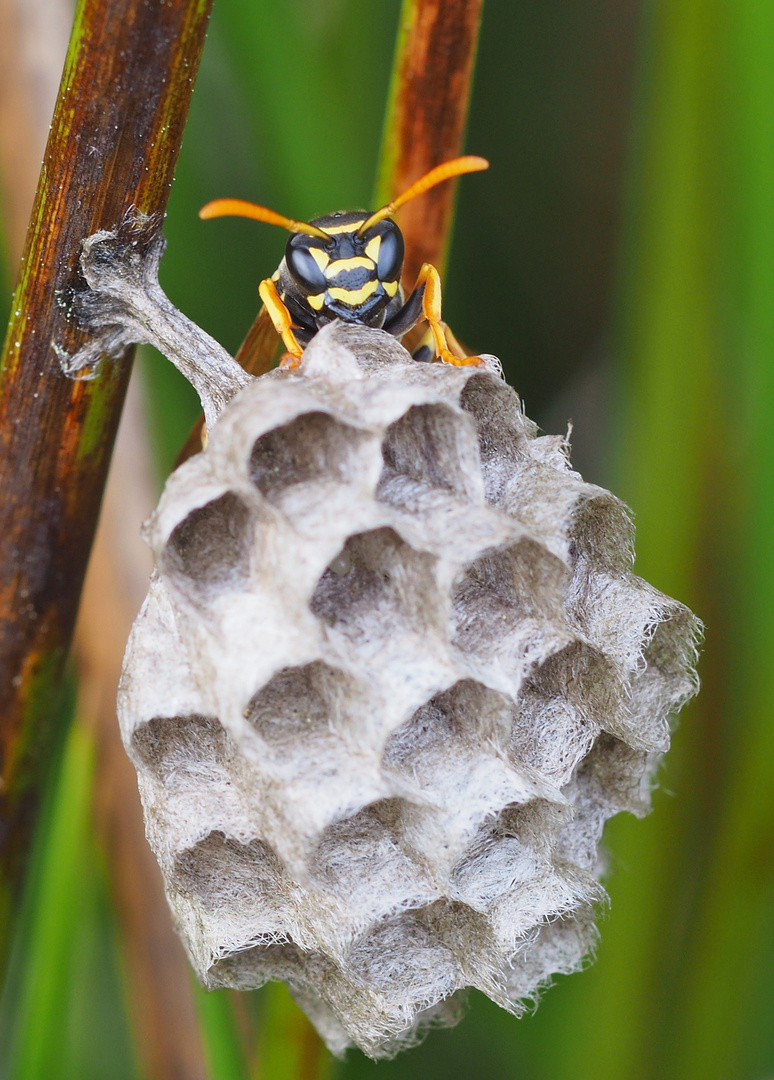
120,322 -> 700,1058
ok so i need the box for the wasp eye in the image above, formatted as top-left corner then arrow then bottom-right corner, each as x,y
375,222 -> 404,282
286,237 -> 327,292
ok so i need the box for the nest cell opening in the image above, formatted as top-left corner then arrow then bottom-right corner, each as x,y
131,713 -> 230,779
174,830 -> 286,912
459,375 -> 531,468
377,403 -> 480,502
343,912 -> 459,1005
164,492 -> 254,599
447,801 -> 573,912
449,830 -> 522,906
382,696 -> 455,771
510,641 -> 619,783
570,731 -> 651,817
311,798 -> 428,903
567,493 -> 634,573
383,680 -> 511,772
210,939 -> 308,991
310,527 -> 442,639
451,539 -> 566,653
640,608 -> 700,702
313,798 -> 404,874
250,411 -> 370,502
244,661 -> 353,760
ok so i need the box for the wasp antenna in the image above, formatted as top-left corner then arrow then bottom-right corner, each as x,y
199,198 -> 330,240
357,156 -> 489,235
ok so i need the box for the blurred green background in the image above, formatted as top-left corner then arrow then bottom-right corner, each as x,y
1,0 -> 773,1078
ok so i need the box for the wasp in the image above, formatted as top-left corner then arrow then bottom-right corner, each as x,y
199,156 -> 489,371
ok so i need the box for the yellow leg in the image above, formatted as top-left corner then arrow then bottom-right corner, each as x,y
258,277 -> 304,369
415,263 -> 486,367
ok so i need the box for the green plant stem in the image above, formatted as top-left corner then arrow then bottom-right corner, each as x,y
376,0 -> 485,282
2,718 -> 96,1079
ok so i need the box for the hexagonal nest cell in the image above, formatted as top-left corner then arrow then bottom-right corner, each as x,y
119,322 -> 700,1058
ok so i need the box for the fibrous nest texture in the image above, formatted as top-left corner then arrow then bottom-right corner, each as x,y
120,322 -> 700,1057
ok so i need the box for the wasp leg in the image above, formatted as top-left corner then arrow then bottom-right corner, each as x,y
414,263 -> 486,367
410,318 -> 471,363
258,277 -> 304,369
441,321 -> 468,359
409,325 -> 434,363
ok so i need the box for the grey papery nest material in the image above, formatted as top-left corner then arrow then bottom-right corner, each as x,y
67,225 -> 700,1058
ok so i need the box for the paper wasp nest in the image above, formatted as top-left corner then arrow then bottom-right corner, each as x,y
119,322 -> 699,1057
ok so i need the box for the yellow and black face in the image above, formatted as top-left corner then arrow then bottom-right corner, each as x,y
280,212 -> 405,335
199,155 -> 489,355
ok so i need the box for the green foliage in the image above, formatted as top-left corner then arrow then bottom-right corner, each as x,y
192,982 -> 252,1080
0,718 -> 137,1080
